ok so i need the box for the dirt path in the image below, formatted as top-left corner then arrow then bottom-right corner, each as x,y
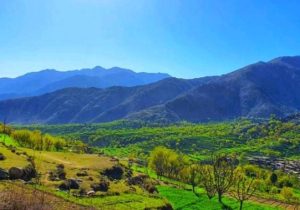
248,195 -> 298,210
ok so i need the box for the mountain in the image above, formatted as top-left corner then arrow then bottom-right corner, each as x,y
1,56 -> 300,124
0,77 -> 215,124
0,67 -> 170,100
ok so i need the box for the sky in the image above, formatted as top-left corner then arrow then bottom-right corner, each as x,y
0,0 -> 300,79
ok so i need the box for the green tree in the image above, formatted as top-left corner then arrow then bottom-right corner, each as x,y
231,168 -> 257,210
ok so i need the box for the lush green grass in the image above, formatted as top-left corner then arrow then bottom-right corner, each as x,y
158,186 -> 278,210
158,186 -> 281,210
0,134 -> 19,146
36,185 -> 168,210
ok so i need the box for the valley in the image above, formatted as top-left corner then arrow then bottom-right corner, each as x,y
2,115 -> 300,209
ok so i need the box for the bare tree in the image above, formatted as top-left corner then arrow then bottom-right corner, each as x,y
213,154 -> 236,204
199,164 -> 216,199
230,169 -> 257,210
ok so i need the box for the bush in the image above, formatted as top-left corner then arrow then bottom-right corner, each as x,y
48,164 -> 66,181
280,187 -> 294,202
0,168 -> 9,180
76,170 -> 88,177
8,165 -> 36,181
0,153 -> 6,161
59,179 -> 80,191
90,180 -> 110,192
9,167 -> 24,180
101,165 -> 124,180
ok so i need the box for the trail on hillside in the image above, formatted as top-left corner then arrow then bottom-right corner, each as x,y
247,195 -> 298,210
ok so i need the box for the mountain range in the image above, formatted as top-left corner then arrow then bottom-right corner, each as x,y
0,66 -> 170,100
1,56 -> 300,124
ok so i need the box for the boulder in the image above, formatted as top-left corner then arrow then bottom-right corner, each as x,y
144,183 -> 158,194
90,180 -> 109,192
127,175 -> 149,185
76,171 -> 88,177
9,167 -> 24,180
22,165 -> 37,181
59,179 -> 80,191
158,203 -> 173,210
101,165 -> 124,180
87,190 -> 95,196
0,153 -> 6,161
0,168 -> 9,180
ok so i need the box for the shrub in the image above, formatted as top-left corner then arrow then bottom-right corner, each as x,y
76,170 -> 88,177
0,153 -> 6,161
101,165 -> 124,180
59,179 -> 80,191
280,187 -> 294,202
90,180 -> 110,192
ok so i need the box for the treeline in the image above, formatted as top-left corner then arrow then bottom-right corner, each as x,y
0,123 -> 66,151
11,130 -> 66,151
23,117 -> 300,159
148,146 -> 300,209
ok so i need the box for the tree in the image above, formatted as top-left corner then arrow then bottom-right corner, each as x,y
149,147 -> 169,179
270,172 -> 278,185
148,146 -> 186,179
231,168 -> 257,210
199,164 -> 216,199
181,164 -> 200,193
212,154 -> 236,204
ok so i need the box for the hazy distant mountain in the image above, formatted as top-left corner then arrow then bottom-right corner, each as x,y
0,66 -> 170,100
0,77 -> 215,124
1,56 -> 300,124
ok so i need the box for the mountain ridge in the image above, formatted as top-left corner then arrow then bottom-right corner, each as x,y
0,66 -> 170,100
1,56 -> 300,124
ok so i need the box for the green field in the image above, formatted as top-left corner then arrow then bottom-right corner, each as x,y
0,134 -> 19,146
158,186 -> 280,210
3,117 -> 300,209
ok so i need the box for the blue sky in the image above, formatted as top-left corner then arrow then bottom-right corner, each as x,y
0,0 -> 300,78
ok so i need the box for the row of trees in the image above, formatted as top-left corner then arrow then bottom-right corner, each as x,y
1,123 -> 66,151
11,129 -> 66,151
148,146 -> 298,210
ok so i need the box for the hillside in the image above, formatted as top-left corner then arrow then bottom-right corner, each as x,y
0,66 -> 170,100
1,56 -> 300,124
0,77 -> 215,124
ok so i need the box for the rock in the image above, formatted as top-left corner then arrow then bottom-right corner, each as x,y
69,179 -> 80,189
101,165 -> 124,180
91,181 -> 109,192
157,203 -> 173,210
9,167 -> 24,180
87,190 -> 95,196
127,175 -> 149,185
59,179 -> 80,191
144,183 -> 158,194
0,168 -> 9,180
0,153 -> 6,161
22,165 -> 37,181
76,171 -> 88,177
58,182 -> 69,191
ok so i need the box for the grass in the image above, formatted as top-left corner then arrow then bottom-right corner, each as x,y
0,143 -> 168,210
0,134 -> 19,146
50,190 -> 167,210
0,182 -> 87,210
0,146 -> 28,169
157,186 -> 281,210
